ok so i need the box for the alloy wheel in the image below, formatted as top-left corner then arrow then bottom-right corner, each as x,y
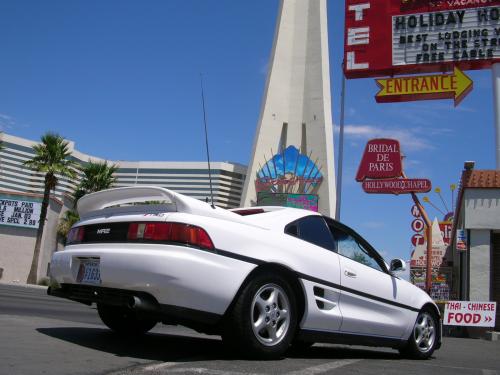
251,283 -> 291,346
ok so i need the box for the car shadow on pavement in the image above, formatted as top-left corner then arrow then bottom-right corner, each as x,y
36,327 -> 402,362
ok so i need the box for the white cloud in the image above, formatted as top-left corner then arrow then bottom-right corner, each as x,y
0,114 -> 16,131
362,221 -> 386,229
341,124 -> 433,151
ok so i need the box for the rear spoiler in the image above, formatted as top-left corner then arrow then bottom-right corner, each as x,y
77,186 -> 244,222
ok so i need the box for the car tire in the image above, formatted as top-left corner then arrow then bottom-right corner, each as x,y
222,273 -> 298,359
399,308 -> 439,359
97,303 -> 157,336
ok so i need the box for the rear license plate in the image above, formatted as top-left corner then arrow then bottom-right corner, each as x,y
77,260 -> 101,285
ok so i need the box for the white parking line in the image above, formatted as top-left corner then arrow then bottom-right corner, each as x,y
143,361 -> 186,371
142,359 -> 361,375
286,359 -> 362,375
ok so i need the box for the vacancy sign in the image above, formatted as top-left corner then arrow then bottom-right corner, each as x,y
444,301 -> 496,327
375,67 -> 473,106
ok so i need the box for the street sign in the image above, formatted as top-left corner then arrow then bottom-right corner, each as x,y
411,204 -> 421,218
412,218 -> 425,233
356,139 -> 402,181
375,67 -> 473,106
362,178 -> 432,195
444,301 -> 497,327
457,229 -> 468,251
411,234 -> 425,247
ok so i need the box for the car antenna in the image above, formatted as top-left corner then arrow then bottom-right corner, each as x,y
200,74 -> 215,209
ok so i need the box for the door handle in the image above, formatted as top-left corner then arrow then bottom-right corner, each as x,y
344,270 -> 357,278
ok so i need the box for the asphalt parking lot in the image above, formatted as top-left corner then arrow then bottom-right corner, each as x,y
1,283 -> 499,375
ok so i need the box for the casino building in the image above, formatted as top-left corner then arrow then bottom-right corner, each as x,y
0,132 -> 246,283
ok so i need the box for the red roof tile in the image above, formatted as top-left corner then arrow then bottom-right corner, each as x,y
461,170 -> 500,189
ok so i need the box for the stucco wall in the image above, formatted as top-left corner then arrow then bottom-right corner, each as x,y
464,189 -> 500,230
469,229 -> 491,301
0,197 -> 63,283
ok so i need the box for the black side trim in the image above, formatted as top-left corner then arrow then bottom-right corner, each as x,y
160,304 -> 221,326
298,329 -> 405,349
296,272 -> 420,313
215,248 -> 265,265
211,249 -> 420,313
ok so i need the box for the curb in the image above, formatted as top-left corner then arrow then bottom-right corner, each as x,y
0,281 -> 48,290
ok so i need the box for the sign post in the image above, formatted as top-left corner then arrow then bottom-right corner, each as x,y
356,138 -> 434,293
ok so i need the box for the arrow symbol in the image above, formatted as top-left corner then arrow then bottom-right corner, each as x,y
485,316 -> 492,322
375,66 -> 473,107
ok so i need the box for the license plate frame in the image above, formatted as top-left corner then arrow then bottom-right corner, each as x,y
77,259 -> 101,285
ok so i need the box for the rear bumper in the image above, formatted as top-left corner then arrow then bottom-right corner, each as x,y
48,283 -> 221,326
49,243 -> 256,316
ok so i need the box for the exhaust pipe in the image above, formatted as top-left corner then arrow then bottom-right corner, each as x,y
127,295 -> 160,314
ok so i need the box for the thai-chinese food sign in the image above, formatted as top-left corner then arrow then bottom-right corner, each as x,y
344,0 -> 500,78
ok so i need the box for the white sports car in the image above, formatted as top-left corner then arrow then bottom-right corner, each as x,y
48,186 -> 441,359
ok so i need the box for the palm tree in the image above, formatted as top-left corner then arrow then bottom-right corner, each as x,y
72,160 -> 118,203
57,209 -> 80,242
24,133 -> 77,284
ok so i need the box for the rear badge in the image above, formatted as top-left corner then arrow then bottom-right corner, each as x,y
96,228 -> 111,235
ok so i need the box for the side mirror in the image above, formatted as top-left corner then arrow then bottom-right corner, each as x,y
390,258 -> 406,272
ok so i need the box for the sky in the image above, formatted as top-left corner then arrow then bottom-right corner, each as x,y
0,0 -> 495,263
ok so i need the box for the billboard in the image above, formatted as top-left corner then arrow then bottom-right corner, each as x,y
257,192 -> 319,212
0,198 -> 41,229
344,0 -> 500,78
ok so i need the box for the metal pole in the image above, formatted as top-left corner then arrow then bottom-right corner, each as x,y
410,193 -> 433,294
492,63 -> 500,169
403,170 -> 433,294
335,63 -> 346,221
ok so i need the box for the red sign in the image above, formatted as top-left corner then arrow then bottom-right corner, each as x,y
411,218 -> 425,233
411,233 -> 425,246
356,139 -> 402,181
344,0 -> 500,79
444,301 -> 496,327
362,178 -> 432,195
411,204 -> 421,218
439,222 -> 453,245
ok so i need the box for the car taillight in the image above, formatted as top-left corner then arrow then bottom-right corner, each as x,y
127,222 -> 214,250
67,226 -> 85,244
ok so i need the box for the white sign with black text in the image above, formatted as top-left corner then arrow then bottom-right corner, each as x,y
0,198 -> 41,229
393,7 -> 500,66
444,301 -> 496,327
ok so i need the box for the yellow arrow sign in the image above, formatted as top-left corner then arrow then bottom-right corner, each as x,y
375,67 -> 473,106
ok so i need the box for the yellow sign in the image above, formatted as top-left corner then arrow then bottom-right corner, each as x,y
375,67 -> 473,106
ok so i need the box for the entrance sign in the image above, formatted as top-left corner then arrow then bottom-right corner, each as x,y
375,67 -> 473,106
344,0 -> 500,78
444,301 -> 496,327
0,198 -> 41,229
362,178 -> 432,195
356,139 -> 402,181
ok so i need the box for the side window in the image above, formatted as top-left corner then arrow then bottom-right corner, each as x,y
285,216 -> 335,251
330,227 -> 384,272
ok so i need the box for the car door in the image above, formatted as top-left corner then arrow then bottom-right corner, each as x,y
326,220 -> 410,339
285,216 -> 343,332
